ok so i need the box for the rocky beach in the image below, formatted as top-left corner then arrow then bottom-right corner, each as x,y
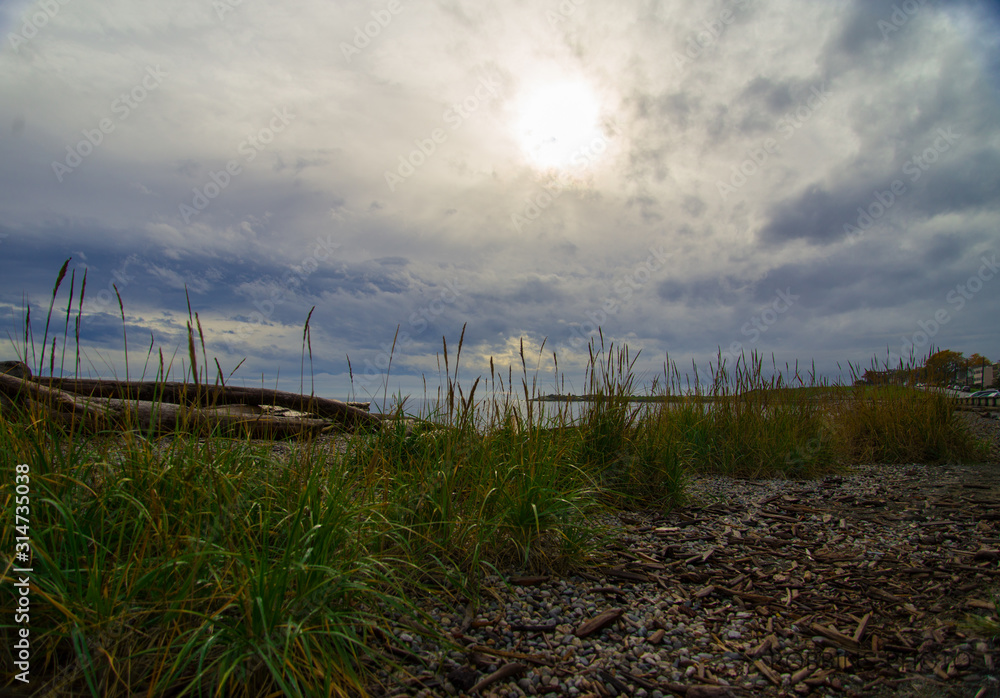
367,412 -> 1000,698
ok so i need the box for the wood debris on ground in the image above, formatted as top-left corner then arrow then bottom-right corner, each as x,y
370,462 -> 1000,698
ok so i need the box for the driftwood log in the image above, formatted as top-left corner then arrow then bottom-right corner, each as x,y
0,361 -> 381,438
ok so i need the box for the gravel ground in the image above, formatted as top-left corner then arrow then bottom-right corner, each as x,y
368,412 -> 1000,698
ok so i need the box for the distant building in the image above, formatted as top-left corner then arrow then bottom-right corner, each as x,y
968,363 -> 995,388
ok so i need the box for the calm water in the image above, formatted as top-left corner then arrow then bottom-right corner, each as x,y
342,396 -> 672,426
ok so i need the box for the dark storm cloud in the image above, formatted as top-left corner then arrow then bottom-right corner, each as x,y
757,184 -> 862,246
755,240 -> 993,319
656,275 -> 752,307
758,122 -> 997,247
682,195 -> 706,218
832,0 -> 912,55
909,150 -> 1000,215
740,76 -> 795,114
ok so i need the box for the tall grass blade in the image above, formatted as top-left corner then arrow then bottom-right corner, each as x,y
39,257 -> 70,376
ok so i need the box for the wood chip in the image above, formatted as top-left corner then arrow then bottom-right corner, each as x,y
603,566 -> 652,583
790,666 -> 812,684
468,662 -> 526,694
459,602 -> 476,633
685,686 -> 734,698
576,608 -> 624,638
717,585 -> 775,604
695,584 -> 716,598
598,669 -> 629,694
592,585 -> 626,597
509,620 -> 558,633
754,659 -> 782,685
853,612 -> 872,643
466,645 -> 552,666
811,623 -> 860,651
747,634 -> 778,658
619,669 -> 656,690
966,599 -> 997,611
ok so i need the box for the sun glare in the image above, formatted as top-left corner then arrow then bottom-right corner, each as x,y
515,80 -> 606,171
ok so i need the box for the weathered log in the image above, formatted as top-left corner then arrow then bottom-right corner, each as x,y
7,394 -> 337,438
32,377 -> 380,430
0,371 -> 104,428
1,371 -> 379,436
0,362 -> 31,413
0,360 -> 32,379
78,396 -> 337,438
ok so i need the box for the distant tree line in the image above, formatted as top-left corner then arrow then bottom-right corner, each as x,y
857,349 -> 998,388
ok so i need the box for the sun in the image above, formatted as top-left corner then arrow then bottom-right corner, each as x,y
514,80 -> 606,171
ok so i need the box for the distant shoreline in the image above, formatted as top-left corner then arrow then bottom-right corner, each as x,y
530,393 -> 709,403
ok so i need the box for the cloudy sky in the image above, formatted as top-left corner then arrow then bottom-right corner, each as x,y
2,0 -> 999,400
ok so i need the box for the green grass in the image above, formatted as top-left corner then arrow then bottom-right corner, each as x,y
0,268 -> 994,695
832,383 -> 988,464
962,590 -> 1000,641
2,425 -> 413,696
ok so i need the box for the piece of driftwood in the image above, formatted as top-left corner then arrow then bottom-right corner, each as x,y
0,360 -> 31,379
0,361 -> 381,436
35,376 -> 378,428
0,369 -> 101,427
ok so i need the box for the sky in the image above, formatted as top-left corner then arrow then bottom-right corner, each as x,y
2,0 -> 999,401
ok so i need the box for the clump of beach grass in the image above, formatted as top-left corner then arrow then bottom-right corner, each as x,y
1,415 -> 419,697
832,357 -> 990,464
645,352 -> 839,479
